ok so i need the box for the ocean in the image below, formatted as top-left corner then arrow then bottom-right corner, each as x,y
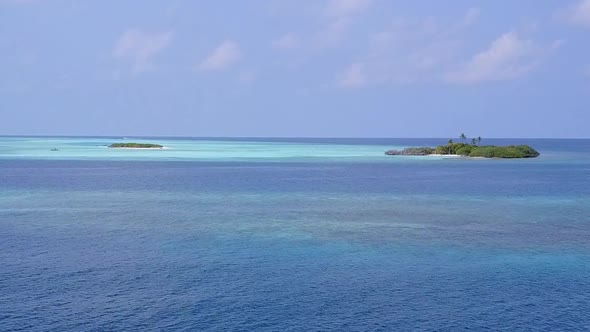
1,137 -> 589,331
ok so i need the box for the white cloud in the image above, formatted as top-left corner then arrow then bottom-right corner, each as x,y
337,7 -> 558,88
272,33 -> 300,50
567,0 -> 590,27
446,32 -> 548,84
456,8 -> 481,30
325,0 -> 372,18
269,0 -> 373,53
336,10 -> 475,87
112,29 -> 173,73
315,0 -> 372,48
197,40 -> 242,71
338,62 -> 366,87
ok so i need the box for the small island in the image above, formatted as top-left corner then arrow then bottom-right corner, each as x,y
109,143 -> 164,149
386,134 -> 540,158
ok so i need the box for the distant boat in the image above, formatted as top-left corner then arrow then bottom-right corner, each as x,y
50,148 -> 59,151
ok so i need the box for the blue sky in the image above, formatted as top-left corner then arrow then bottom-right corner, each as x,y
1,0 -> 589,138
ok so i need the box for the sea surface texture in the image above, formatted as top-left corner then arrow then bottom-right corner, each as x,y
1,137 -> 589,331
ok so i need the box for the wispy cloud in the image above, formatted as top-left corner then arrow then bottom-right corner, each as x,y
336,8 -> 558,87
197,40 -> 242,71
272,0 -> 373,52
455,7 -> 481,30
336,8 -> 478,87
272,33 -> 300,50
338,62 -> 366,87
315,0 -> 373,48
112,29 -> 173,74
446,32 -> 559,84
313,16 -> 354,48
324,0 -> 372,18
566,0 -> 590,27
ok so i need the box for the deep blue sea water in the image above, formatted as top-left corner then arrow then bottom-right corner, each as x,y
1,138 -> 589,331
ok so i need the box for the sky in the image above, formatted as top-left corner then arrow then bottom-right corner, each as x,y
0,0 -> 589,138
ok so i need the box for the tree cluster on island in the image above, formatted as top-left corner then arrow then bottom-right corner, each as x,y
385,134 -> 540,158
109,143 -> 164,149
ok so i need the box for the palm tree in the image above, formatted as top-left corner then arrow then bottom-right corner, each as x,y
477,136 -> 482,145
460,133 -> 467,143
471,138 -> 477,145
448,139 -> 454,154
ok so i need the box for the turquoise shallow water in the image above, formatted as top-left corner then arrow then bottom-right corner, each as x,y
1,137 -> 589,331
0,137 -> 396,162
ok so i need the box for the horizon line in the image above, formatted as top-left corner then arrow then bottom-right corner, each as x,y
0,135 -> 589,140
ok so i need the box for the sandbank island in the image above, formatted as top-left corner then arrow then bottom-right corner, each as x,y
109,143 -> 164,149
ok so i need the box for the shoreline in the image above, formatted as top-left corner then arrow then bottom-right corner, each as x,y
426,154 -> 462,157
108,147 -> 169,150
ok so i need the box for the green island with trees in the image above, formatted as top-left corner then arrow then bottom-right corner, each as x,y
385,134 -> 540,158
109,143 -> 164,149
